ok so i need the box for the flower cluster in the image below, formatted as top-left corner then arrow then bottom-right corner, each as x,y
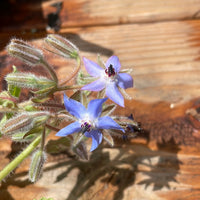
0,35 -> 140,183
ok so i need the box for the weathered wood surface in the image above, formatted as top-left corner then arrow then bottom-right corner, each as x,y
1,0 -> 200,200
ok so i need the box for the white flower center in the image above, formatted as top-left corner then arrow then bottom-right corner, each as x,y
103,64 -> 118,84
80,114 -> 97,133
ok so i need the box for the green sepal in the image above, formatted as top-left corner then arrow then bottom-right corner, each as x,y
22,126 -> 43,140
32,85 -> 55,98
0,91 -> 17,108
12,132 -> 36,142
103,131 -> 114,147
31,97 -> 51,104
72,141 -> 88,160
81,92 -> 88,108
101,104 -> 116,116
70,90 -> 81,102
7,66 -> 21,98
76,71 -> 96,86
24,105 -> 38,112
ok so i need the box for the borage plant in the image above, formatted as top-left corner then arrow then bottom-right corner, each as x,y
0,34 -> 141,183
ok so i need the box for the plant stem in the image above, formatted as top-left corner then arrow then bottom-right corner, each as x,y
41,59 -> 58,83
40,127 -> 46,151
56,84 -> 82,91
0,135 -> 41,181
59,56 -> 81,86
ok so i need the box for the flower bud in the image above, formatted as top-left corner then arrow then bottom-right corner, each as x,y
45,34 -> 79,59
72,141 -> 88,160
0,111 -> 50,135
5,72 -> 56,90
31,111 -> 50,127
7,39 -> 44,66
29,149 -> 47,182
1,113 -> 34,135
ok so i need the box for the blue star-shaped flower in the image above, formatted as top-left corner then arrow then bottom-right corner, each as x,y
56,94 -> 124,151
81,55 -> 133,107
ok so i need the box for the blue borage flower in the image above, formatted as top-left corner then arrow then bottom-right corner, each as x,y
56,94 -> 124,151
81,55 -> 133,107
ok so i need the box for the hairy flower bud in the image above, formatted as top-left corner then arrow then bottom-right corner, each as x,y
5,72 -> 56,90
29,149 -> 47,182
1,113 -> 34,135
0,111 -> 50,135
32,111 -> 50,127
7,39 -> 44,66
45,34 -> 79,59
72,141 -> 88,160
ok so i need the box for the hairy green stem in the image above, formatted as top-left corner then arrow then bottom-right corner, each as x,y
59,56 -> 81,86
41,59 -> 58,83
0,135 -> 41,181
40,127 -> 46,151
56,84 -> 82,91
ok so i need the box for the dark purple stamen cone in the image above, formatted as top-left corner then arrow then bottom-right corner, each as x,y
105,64 -> 116,77
81,122 -> 91,133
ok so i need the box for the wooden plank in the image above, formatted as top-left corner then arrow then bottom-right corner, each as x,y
53,20 -> 200,105
2,19 -> 200,200
2,0 -> 200,32
43,0 -> 200,27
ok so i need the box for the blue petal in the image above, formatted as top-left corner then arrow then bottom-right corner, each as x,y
97,116 -> 124,132
117,73 -> 133,89
105,83 -> 124,107
83,57 -> 104,77
63,93 -> 86,119
87,98 -> 108,119
81,79 -> 105,91
56,121 -> 81,136
85,130 -> 103,151
106,55 -> 121,73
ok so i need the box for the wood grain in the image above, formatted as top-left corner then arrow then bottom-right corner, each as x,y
42,0 -> 200,27
2,0 -> 200,33
1,0 -> 200,200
